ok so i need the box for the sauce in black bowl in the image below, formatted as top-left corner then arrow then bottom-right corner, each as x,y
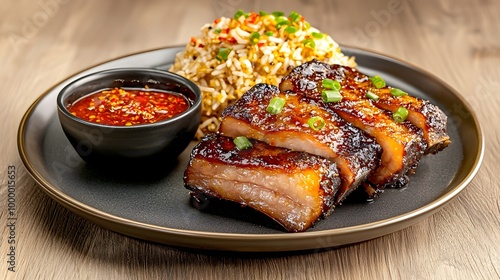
57,68 -> 201,171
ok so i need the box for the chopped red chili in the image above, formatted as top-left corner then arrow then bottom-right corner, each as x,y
189,37 -> 197,46
67,88 -> 189,126
245,12 -> 259,24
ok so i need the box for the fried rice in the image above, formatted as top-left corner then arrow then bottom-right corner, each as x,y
169,10 -> 356,139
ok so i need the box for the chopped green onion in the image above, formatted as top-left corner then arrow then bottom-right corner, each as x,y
390,88 -> 408,97
272,11 -> 285,17
213,29 -> 221,34
369,75 -> 386,89
308,116 -> 326,131
303,38 -> 315,49
312,32 -> 324,39
266,97 -> 286,114
275,16 -> 288,23
265,31 -> 274,36
233,136 -> 253,150
304,21 -> 311,29
289,11 -> 301,22
392,107 -> 409,122
322,90 -> 342,103
276,19 -> 291,29
366,91 -> 379,101
259,11 -> 269,16
322,78 -> 341,91
285,26 -> 299,33
234,9 -> 245,20
249,32 -> 260,45
216,47 -> 231,61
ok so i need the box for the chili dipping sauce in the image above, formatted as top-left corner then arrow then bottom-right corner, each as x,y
67,87 -> 190,126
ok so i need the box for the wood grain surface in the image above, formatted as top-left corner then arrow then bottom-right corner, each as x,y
1,0 -> 499,279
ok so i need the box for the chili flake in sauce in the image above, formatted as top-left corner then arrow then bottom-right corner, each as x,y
68,88 -> 190,126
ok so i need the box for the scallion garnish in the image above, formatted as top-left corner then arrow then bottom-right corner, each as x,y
366,91 -> 379,101
322,78 -> 341,91
233,136 -> 253,150
259,11 -> 269,16
289,11 -> 301,22
304,21 -> 311,29
285,26 -> 299,33
272,11 -> 285,17
303,38 -> 315,49
392,107 -> 409,122
216,47 -> 231,61
266,97 -> 286,114
265,31 -> 274,36
276,19 -> 291,29
234,9 -> 245,20
308,116 -> 326,131
390,88 -> 408,97
214,29 -> 222,34
275,16 -> 288,23
249,32 -> 260,45
369,75 -> 386,89
312,32 -> 324,39
322,90 -> 342,103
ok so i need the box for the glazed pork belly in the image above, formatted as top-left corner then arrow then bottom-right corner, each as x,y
361,78 -> 450,154
219,83 -> 381,203
280,60 -> 451,153
184,133 -> 341,232
280,61 -> 429,189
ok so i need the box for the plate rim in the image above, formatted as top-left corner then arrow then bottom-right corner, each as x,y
17,45 -> 485,252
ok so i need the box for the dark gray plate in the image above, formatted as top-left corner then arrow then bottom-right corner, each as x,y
18,46 -> 484,252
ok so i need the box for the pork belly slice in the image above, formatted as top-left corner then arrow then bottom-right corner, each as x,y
219,84 -> 381,203
281,60 -> 450,154
184,133 -> 341,232
365,84 -> 450,154
280,61 -> 426,189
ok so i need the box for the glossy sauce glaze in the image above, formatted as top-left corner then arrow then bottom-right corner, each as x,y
219,83 -> 381,203
67,87 -> 189,126
279,60 -> 427,189
184,133 -> 341,232
280,61 -> 450,153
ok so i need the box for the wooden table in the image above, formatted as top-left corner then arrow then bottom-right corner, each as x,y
1,0 -> 499,279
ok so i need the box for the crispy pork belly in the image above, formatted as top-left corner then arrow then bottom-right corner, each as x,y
280,61 -> 427,189
184,133 -> 341,232
219,83 -> 381,203
365,84 -> 450,154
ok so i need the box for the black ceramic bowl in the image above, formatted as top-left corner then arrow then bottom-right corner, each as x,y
56,68 -> 201,170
